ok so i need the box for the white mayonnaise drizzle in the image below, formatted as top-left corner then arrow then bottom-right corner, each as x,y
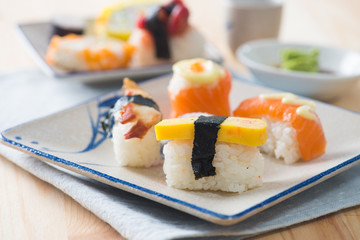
259,93 -> 316,120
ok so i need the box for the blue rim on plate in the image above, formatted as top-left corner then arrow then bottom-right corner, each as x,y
2,134 -> 360,221
1,76 -> 360,225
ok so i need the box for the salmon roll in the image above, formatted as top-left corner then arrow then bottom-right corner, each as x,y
46,34 -> 135,71
168,58 -> 232,117
155,116 -> 267,193
233,93 -> 326,164
102,78 -> 162,167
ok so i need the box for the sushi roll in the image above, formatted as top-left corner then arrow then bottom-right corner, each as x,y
168,58 -> 232,117
233,93 -> 326,164
155,115 -> 267,193
128,0 -> 206,67
45,34 -> 135,71
102,78 -> 162,167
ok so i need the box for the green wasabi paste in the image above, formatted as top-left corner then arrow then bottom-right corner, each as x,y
280,49 -> 319,73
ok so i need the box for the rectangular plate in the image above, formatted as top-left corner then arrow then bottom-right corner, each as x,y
16,22 -> 222,83
1,75 -> 360,225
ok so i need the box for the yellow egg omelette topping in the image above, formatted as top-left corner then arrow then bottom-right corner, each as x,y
155,116 -> 267,147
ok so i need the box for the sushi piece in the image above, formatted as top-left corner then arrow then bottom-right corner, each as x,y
128,0 -> 206,67
155,115 -> 267,193
233,93 -> 326,164
45,34 -> 135,71
102,78 -> 162,167
168,58 -> 232,117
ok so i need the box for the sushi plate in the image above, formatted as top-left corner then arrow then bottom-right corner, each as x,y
16,22 -> 223,83
1,75 -> 360,225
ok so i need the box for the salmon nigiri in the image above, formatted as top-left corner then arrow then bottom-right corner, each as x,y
233,93 -> 326,164
168,58 -> 232,117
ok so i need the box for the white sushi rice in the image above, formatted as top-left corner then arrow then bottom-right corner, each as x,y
48,36 -> 126,71
112,123 -> 162,168
129,26 -> 206,68
261,118 -> 301,164
163,140 -> 264,193
170,26 -> 206,61
127,29 -> 166,67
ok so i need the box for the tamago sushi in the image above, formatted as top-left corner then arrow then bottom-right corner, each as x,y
155,115 -> 267,193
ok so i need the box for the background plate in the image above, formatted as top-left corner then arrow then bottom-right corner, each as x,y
1,75 -> 360,225
16,22 -> 223,83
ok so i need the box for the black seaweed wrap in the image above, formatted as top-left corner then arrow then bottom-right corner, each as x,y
113,95 -> 159,112
101,95 -> 159,137
191,116 -> 228,179
145,7 -> 171,59
51,25 -> 83,37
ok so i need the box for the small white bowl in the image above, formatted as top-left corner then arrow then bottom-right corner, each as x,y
237,39 -> 360,101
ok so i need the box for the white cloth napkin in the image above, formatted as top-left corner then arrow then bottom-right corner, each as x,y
2,70 -> 360,240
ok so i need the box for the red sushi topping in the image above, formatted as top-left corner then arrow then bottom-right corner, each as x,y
118,102 -> 151,139
124,120 -> 149,139
167,2 -> 189,36
136,13 -> 147,29
118,103 -> 136,124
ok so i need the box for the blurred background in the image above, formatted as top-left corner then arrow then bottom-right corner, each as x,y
1,0 -> 360,72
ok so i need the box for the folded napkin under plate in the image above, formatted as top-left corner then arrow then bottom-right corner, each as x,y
1,70 -> 360,240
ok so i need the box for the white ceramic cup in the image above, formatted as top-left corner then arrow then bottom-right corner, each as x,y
224,0 -> 283,52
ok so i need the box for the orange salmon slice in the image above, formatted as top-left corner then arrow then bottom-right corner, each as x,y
233,97 -> 326,161
169,69 -> 232,117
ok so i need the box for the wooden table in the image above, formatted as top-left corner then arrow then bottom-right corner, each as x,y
1,0 -> 360,239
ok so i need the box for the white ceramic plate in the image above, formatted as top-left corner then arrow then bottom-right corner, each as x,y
16,22 -> 222,83
237,39 -> 360,101
1,75 -> 360,225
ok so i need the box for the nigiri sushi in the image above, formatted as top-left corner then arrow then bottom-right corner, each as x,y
128,0 -> 206,67
168,58 -> 232,117
46,34 -> 135,71
155,115 -> 267,193
233,93 -> 326,164
102,78 -> 162,167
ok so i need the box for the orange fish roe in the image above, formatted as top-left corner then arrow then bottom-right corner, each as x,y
190,61 -> 205,73
81,42 -> 135,71
45,34 -> 135,71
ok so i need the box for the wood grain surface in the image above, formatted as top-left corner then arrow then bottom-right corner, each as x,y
1,0 -> 360,239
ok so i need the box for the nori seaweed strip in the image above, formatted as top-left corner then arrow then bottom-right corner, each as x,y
145,7 -> 171,59
101,95 -> 159,137
191,116 -> 228,179
114,95 -> 159,112
101,110 -> 115,137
